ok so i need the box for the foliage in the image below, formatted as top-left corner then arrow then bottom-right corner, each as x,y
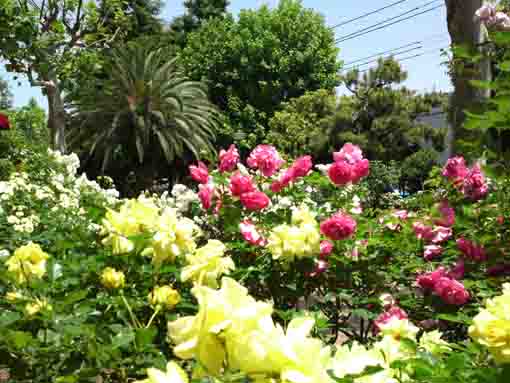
339,58 -> 447,162
400,148 -> 439,194
168,0 -> 230,48
464,29 -> 510,170
0,0 -> 163,151
8,98 -> 47,145
267,89 -> 337,159
70,42 -> 221,179
0,140 -> 510,382
180,0 -> 341,147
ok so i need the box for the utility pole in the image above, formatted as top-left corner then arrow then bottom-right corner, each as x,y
445,0 -> 491,155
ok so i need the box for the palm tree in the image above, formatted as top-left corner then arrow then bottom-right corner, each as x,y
71,42 -> 221,173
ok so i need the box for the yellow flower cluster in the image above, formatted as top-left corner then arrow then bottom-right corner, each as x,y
469,283 -> 510,363
149,285 -> 181,310
135,361 -> 188,383
144,208 -> 198,266
101,196 -> 199,265
181,240 -> 235,288
267,205 -> 321,262
25,298 -> 52,316
100,267 -> 125,289
167,279 -> 450,383
168,277 -> 330,382
5,243 -> 49,284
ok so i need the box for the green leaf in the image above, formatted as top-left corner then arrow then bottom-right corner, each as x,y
111,329 -> 135,349
135,327 -> 157,348
61,289 -> 89,306
9,330 -> 33,349
0,311 -> 21,327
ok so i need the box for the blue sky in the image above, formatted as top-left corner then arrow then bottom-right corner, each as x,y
1,0 -> 452,109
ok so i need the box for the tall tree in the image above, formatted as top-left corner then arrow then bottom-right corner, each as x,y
0,0 -> 162,152
0,76 -> 12,110
169,0 -> 229,48
70,42 -> 221,186
445,0 -> 490,155
180,0 -> 341,147
268,59 -> 447,162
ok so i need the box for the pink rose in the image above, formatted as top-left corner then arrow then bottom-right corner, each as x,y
198,183 -> 215,210
457,238 -> 487,262
442,156 -> 468,182
328,160 -> 353,186
433,277 -> 470,305
424,245 -> 443,261
240,191 -> 270,211
333,143 -> 364,164
291,155 -> 313,178
320,212 -> 357,241
319,240 -> 334,259
229,172 -> 256,197
218,144 -> 240,173
413,222 -> 434,242
373,306 -> 408,334
246,145 -> 284,177
435,201 -> 455,227
352,159 -> 370,182
431,226 -> 453,244
189,161 -> 209,184
416,267 -> 447,290
462,164 -> 488,201
239,220 -> 266,246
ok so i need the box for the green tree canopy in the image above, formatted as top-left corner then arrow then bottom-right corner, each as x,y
268,58 -> 448,162
169,0 -> 229,48
0,0 -> 163,152
180,0 -> 341,147
70,42 -> 221,183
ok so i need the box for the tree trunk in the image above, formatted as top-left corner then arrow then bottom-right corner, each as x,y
46,80 -> 66,153
445,0 -> 491,155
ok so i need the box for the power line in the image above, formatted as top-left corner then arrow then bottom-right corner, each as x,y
356,45 -> 450,74
335,1 -> 444,44
342,41 -> 421,66
329,0 -> 410,30
343,39 -> 450,71
343,45 -> 423,70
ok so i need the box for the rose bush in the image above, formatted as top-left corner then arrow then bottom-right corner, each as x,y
0,139 -> 510,382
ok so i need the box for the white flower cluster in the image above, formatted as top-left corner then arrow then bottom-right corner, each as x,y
157,184 -> 199,214
0,150 -> 120,235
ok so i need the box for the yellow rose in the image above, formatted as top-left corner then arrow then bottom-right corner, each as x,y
26,298 -> 52,316
6,243 -> 49,284
146,208 -> 198,266
168,278 -> 273,376
378,318 -> 419,341
181,240 -> 234,288
469,283 -> 510,363
101,197 -> 160,254
149,285 -> 181,310
267,221 -> 320,262
135,361 -> 188,383
5,291 -> 25,302
419,330 -> 451,355
100,267 -> 125,289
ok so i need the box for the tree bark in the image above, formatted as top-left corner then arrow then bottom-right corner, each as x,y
445,0 -> 491,155
46,80 -> 67,153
